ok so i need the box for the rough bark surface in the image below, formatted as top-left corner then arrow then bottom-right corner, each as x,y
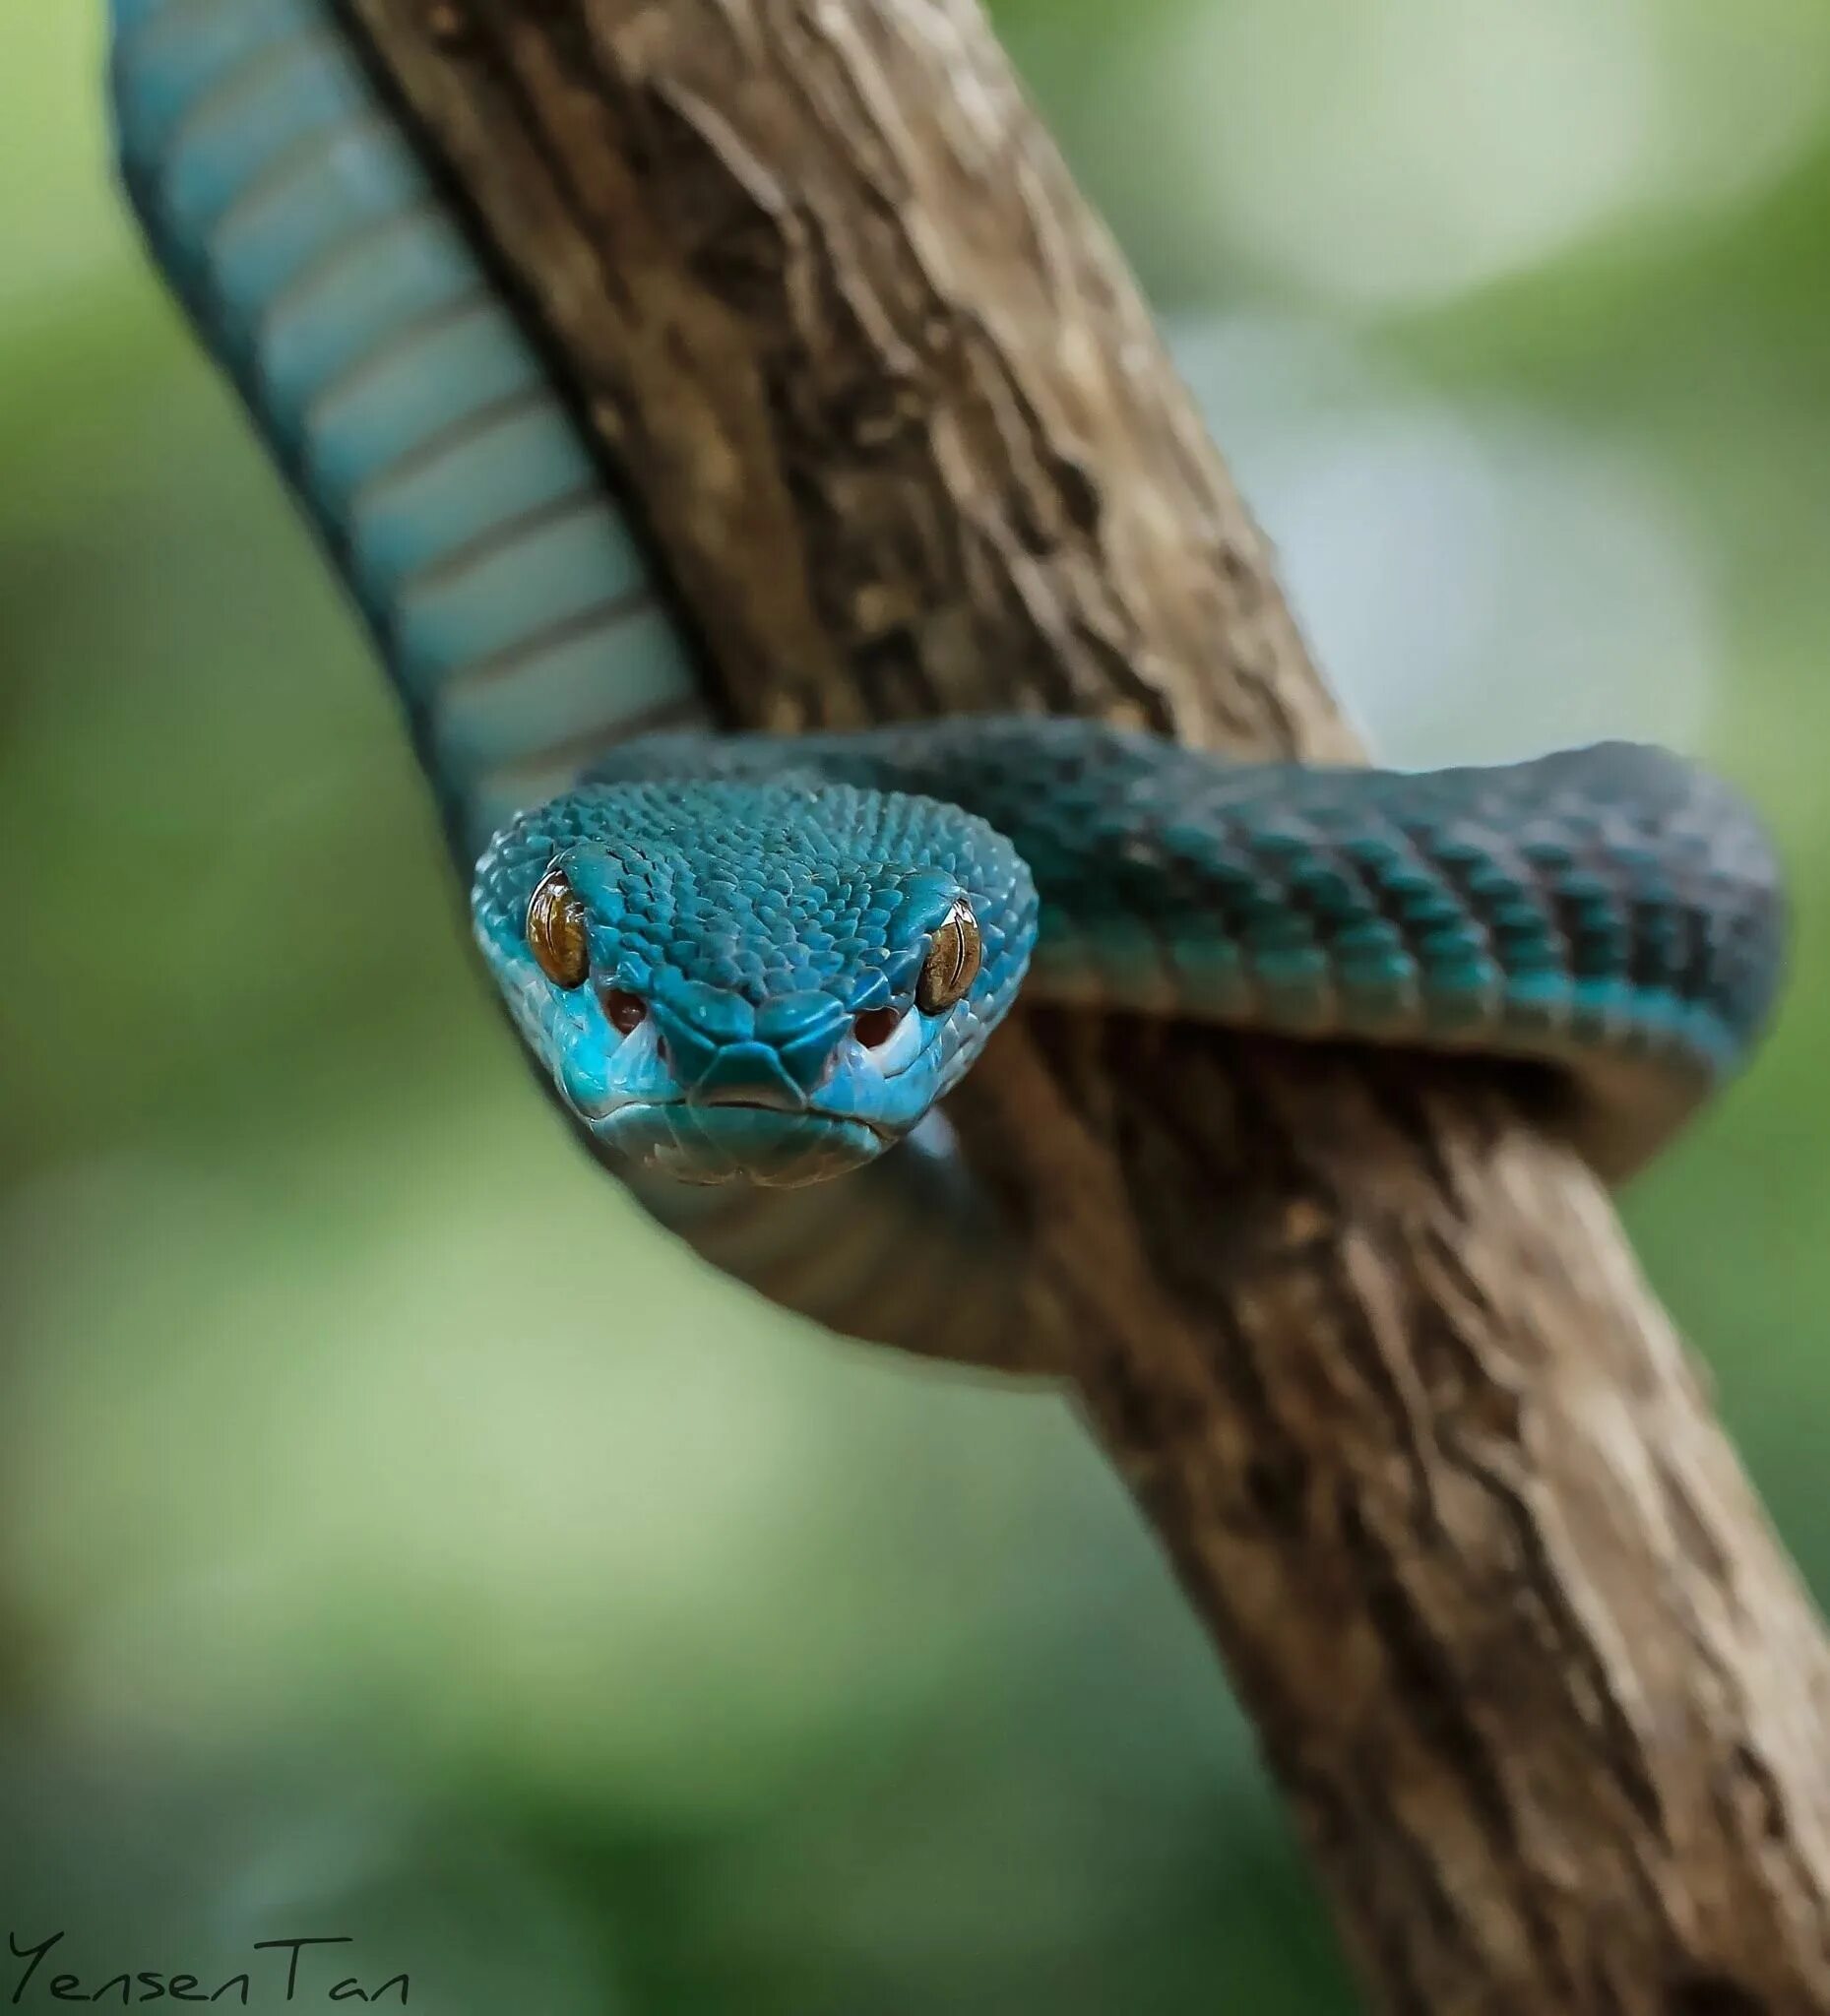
337,2 -> 1830,2008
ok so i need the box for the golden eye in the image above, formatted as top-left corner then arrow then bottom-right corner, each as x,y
915,899 -> 981,1015
526,866 -> 590,989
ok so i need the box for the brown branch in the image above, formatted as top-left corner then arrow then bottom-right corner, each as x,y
338,2 -> 1830,2008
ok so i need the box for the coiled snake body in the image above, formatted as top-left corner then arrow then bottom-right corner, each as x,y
109,0 -> 1787,1349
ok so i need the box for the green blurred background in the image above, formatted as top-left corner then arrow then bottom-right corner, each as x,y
4,3 -> 1827,2008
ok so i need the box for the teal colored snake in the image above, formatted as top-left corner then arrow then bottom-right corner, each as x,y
107,0 -> 1786,1341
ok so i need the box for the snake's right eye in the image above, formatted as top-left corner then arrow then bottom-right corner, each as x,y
526,867 -> 590,989
915,898 -> 982,1015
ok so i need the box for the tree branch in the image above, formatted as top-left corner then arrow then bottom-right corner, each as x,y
337,2 -> 1830,2007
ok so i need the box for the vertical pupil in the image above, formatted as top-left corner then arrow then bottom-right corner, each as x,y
915,903 -> 980,1015
528,869 -> 589,987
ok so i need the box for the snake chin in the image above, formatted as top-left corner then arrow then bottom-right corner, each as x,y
586,1100 -> 895,1187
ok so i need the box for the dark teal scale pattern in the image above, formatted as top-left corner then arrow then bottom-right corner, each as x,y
585,722 -> 1785,1172
107,0 -> 706,863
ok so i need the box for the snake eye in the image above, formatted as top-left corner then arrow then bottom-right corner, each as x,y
600,987 -> 646,1036
526,866 -> 590,989
915,899 -> 981,1015
852,1007 -> 902,1049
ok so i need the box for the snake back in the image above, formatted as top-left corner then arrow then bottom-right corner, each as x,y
107,0 -> 710,864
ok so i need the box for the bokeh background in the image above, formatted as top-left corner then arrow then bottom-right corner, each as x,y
4,3 -> 1827,2008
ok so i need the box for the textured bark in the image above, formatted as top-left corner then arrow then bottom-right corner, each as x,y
337,2 -> 1830,2008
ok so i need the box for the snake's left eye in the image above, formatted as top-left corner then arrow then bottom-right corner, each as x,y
526,866 -> 590,989
915,899 -> 982,1015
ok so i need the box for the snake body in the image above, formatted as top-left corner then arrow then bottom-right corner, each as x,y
108,0 -> 1787,1341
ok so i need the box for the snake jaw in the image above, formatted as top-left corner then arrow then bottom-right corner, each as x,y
559,1000 -> 947,1183
495,952 -> 958,1182
595,1103 -> 893,1187
502,960 -> 947,1182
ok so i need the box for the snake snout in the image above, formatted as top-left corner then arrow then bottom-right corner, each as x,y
649,985 -> 855,1111
685,1041 -> 811,1113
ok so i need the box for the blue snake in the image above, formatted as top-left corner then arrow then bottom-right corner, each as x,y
107,0 -> 1787,1344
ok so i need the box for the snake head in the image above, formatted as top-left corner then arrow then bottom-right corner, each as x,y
471,779 -> 1037,1185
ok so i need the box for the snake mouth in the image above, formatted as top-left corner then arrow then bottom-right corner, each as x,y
575,1089 -> 893,1135
579,1096 -> 894,1186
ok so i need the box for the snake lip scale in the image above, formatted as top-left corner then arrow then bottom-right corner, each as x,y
581,1096 -> 900,1143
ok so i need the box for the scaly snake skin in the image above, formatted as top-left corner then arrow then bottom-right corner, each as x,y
107,0 -> 1787,1346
